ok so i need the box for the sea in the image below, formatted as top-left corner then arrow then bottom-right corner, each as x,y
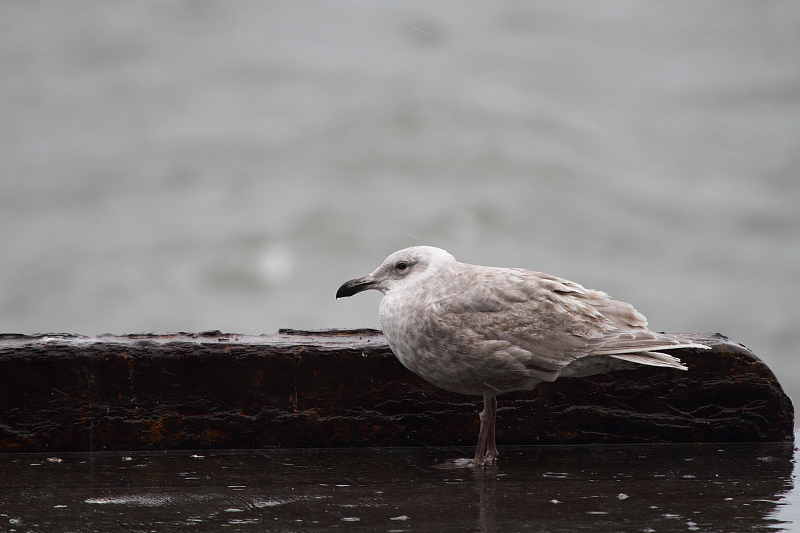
2,2 -> 798,408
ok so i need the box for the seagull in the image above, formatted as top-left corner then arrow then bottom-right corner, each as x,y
336,246 -> 709,466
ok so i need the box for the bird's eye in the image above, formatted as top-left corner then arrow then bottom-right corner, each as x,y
396,261 -> 408,271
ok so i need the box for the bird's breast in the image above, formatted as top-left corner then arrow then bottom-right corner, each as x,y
378,293 -> 537,396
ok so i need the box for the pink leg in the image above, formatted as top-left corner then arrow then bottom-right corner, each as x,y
473,394 -> 498,465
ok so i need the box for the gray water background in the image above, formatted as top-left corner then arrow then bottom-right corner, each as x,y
2,2 -> 799,406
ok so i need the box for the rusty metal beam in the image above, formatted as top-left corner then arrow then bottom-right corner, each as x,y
0,330 -> 793,452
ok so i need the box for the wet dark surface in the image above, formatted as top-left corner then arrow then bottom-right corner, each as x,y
1,331 -> 793,453
1,440 -> 797,532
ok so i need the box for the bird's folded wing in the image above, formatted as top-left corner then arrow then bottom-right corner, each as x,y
433,266 -> 704,380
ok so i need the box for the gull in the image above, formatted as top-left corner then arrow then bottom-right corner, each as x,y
336,246 -> 709,466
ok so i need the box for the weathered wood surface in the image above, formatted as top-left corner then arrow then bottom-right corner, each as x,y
0,329 -> 793,452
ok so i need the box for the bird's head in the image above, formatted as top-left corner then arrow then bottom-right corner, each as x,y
336,246 -> 456,298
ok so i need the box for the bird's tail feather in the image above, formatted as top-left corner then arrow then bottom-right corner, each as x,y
609,351 -> 688,371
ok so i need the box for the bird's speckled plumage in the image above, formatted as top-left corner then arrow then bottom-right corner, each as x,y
336,246 -> 709,465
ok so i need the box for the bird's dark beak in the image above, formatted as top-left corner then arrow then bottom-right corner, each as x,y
336,276 -> 376,299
